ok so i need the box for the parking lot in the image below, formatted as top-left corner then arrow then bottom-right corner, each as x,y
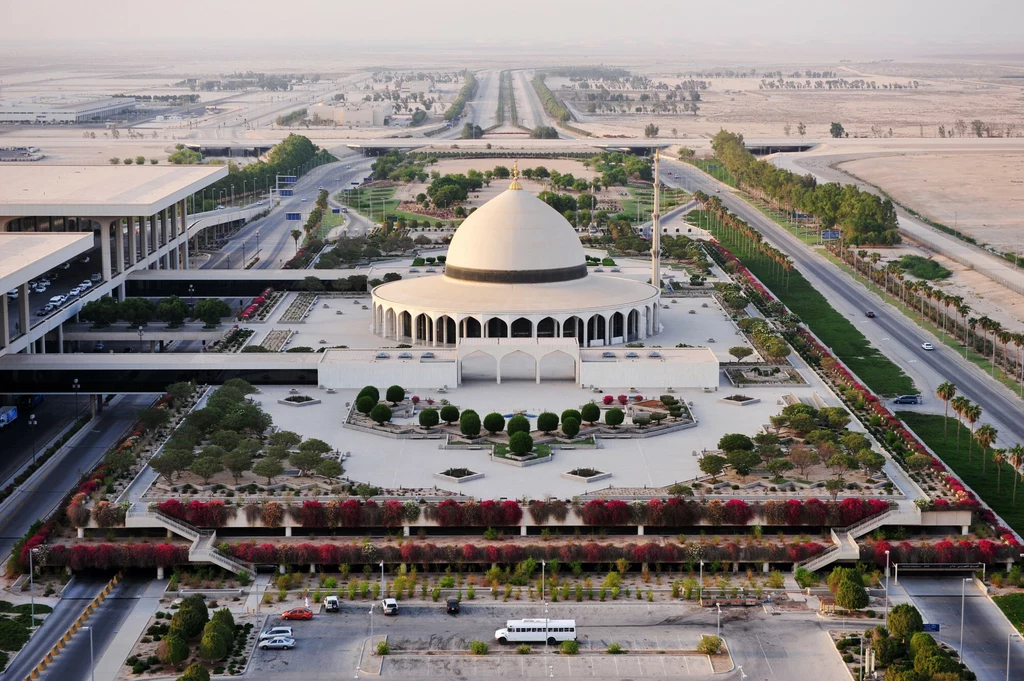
245,600 -> 847,680
6,244 -> 100,334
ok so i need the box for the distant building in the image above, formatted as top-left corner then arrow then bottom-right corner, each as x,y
0,96 -> 136,124
310,102 -> 394,127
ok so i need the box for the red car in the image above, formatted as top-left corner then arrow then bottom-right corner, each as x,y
281,607 -> 313,621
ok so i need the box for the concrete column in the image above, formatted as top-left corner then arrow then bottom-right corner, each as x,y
310,563 -> 316,574
285,526 -> 292,537
535,360 -> 541,384
114,220 -> 125,274
159,209 -> 169,269
118,281 -> 126,301
763,562 -> 769,573
141,214 -> 150,261
100,221 -> 112,281
962,525 -> 969,535
403,526 -> 410,537
181,201 -> 190,269
732,562 -> 739,574
57,323 -> 64,354
605,314 -> 611,346
637,525 -> 645,536
520,526 -> 527,536
279,564 -> 286,574
128,217 -> 137,267
157,566 -> 165,580
0,293 -> 9,347
496,359 -> 501,385
77,527 -> 85,538
17,282 -> 30,337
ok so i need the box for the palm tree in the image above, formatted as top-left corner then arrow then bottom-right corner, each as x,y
1011,445 -> 1024,506
963,403 -> 982,462
290,229 -> 302,253
993,448 -> 1007,493
950,396 -> 970,455
935,382 -> 957,443
975,423 -> 997,474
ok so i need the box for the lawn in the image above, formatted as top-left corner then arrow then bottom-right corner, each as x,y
897,411 -> 1024,536
684,159 -> 738,187
993,593 -> 1024,633
709,212 -> 915,395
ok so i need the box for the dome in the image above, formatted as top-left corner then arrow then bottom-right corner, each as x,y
444,187 -> 587,284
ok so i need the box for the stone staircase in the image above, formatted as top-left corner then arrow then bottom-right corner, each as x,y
796,505 -> 908,572
127,506 -> 252,575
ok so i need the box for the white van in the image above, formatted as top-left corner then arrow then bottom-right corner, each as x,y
48,295 -> 66,306
494,619 -> 576,645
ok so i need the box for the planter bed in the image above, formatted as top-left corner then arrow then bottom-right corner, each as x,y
718,395 -> 760,407
432,468 -> 484,484
560,468 -> 612,484
277,396 -> 321,407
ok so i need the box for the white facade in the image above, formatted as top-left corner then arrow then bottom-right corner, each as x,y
578,348 -> 719,390
312,102 -> 394,127
0,97 -> 136,124
318,348 -> 457,389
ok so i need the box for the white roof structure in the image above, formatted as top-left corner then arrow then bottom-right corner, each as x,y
0,165 -> 226,217
0,233 -> 92,293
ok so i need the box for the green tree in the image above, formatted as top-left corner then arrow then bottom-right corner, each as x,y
509,431 -> 534,455
726,449 -> 760,478
507,414 -> 530,436
440,405 -> 460,425
830,122 -> 845,138
166,381 -> 195,407
385,385 -> 405,405
268,430 -> 301,449
483,412 -> 505,435
299,438 -> 332,455
80,296 -> 121,327
315,458 -> 343,478
835,578 -> 868,610
289,449 -> 325,477
581,403 -> 600,425
135,155 -> 146,165
222,403 -> 272,436
824,477 -> 844,501
718,433 -> 754,451
138,407 -> 171,431
459,409 -> 481,437
561,417 -> 580,439
935,381 -> 957,443
177,663 -> 210,681
727,346 -> 753,362
150,449 -> 195,484
604,408 -> 624,428
699,454 -> 727,482
194,298 -> 232,327
158,634 -> 189,665
767,458 -> 794,483
536,412 -> 559,434
418,408 -> 439,429
156,296 -> 189,326
356,395 -> 376,415
291,229 -> 302,253
369,403 -> 393,424
252,456 -> 284,485
170,595 -> 209,638
108,157 -> 120,165
190,456 -> 224,484
221,448 -> 252,483
888,603 -> 924,642
199,630 -> 229,661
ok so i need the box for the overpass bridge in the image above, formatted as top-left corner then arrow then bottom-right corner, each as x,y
339,137 -> 823,155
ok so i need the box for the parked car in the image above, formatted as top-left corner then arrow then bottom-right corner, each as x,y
80,280 -> 93,290
892,395 -> 921,405
69,287 -> 83,297
215,205 -> 225,210
281,607 -> 313,621
60,262 -> 71,270
381,598 -> 398,616
446,598 -> 460,615
90,274 -> 102,283
6,290 -> 17,299
78,256 -> 90,264
921,342 -> 935,351
324,596 -> 340,612
259,626 -> 293,641
260,636 -> 295,651
35,307 -> 50,316
865,310 -> 876,318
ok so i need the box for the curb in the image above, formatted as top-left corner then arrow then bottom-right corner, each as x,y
21,572 -> 121,681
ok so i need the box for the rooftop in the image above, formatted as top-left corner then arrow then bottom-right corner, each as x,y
0,165 -> 227,217
0,233 -> 93,293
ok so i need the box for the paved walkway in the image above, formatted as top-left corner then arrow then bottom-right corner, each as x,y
92,579 -> 166,681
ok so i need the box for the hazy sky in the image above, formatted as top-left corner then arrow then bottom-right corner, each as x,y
7,0 -> 1024,58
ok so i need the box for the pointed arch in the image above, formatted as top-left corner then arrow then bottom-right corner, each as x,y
511,317 -> 533,338
486,317 -> 509,338
537,317 -> 558,338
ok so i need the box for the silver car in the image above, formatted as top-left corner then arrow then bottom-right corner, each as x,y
260,636 -> 295,650
259,626 -> 293,641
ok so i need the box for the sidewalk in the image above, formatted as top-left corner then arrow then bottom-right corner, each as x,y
93,580 -> 166,681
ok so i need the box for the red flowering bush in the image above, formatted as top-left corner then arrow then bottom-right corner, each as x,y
602,395 -> 614,405
298,500 -> 326,528
436,499 -> 464,527
723,499 -> 754,526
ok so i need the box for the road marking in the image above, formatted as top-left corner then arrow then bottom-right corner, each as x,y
636,654 -> 644,676
756,634 -> 775,674
661,656 -> 668,677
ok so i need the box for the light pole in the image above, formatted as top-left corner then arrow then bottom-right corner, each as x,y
369,603 -> 374,650
29,546 -> 41,628
28,413 -> 38,464
379,561 -> 385,597
82,625 -> 95,681
255,230 -> 260,256
698,560 -> 704,602
541,560 -> 546,602
961,577 -> 973,656
716,602 -> 721,639
884,550 -> 891,623
137,327 -> 144,353
1008,632 -> 1019,681
72,378 -> 81,419
188,285 -> 195,309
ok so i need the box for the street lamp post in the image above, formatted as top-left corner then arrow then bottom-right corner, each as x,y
72,378 -> 81,419
716,602 -> 721,639
256,230 -> 260,256
961,577 -> 973,656
541,560 -> 546,602
884,550 -> 891,623
698,560 -> 704,602
369,603 -> 374,650
28,413 -> 38,464
137,327 -> 144,353
29,547 -> 40,628
82,625 -> 95,681
188,285 -> 195,309
379,561 -> 385,597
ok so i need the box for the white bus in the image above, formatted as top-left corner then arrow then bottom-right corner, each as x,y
494,619 -> 577,645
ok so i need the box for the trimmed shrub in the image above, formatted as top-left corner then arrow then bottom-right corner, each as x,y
418,408 -> 439,429
507,415 -> 530,436
536,412 -> 559,434
580,403 -> 600,425
561,417 -> 580,439
460,410 -> 481,437
440,405 -> 460,425
369,403 -> 393,425
604,408 -> 624,428
509,432 -> 533,456
483,412 -> 505,434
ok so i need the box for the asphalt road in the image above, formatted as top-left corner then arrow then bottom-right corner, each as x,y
899,577 -> 1017,681
666,159 -> 1024,446
0,395 -> 80,487
5,576 -> 111,681
245,601 -> 844,681
0,394 -> 152,562
513,70 -> 548,132
464,69 -> 500,132
202,157 -> 374,271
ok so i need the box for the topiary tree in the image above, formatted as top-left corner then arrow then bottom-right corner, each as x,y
509,432 -> 533,456
178,663 -> 211,681
357,386 -> 380,403
460,409 -> 481,438
604,408 -> 624,428
483,412 -> 505,435
369,403 -> 393,425
561,417 -> 580,439
507,415 -> 530,436
536,412 -> 559,434
561,409 -> 582,425
888,603 -> 924,642
580,403 -> 600,425
355,395 -> 376,415
418,408 -> 439,429
440,405 -> 460,425
385,385 -> 405,405
835,578 -> 868,611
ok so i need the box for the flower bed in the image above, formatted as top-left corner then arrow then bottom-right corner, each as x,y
718,394 -> 760,407
278,395 -> 320,407
215,327 -> 254,353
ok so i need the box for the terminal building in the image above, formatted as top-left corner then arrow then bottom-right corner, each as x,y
0,96 -> 137,124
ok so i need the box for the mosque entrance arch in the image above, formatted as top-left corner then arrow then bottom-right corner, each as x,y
498,350 -> 536,382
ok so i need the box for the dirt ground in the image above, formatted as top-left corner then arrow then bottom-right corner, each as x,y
838,153 -> 1024,253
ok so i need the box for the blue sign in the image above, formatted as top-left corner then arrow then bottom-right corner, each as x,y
281,175 -> 297,183
331,208 -> 340,214
821,229 -> 841,241
351,181 -> 360,185
921,624 -> 940,632
286,213 -> 302,221
280,189 -> 294,197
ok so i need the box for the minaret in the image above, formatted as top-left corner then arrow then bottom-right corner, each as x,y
651,149 -> 661,291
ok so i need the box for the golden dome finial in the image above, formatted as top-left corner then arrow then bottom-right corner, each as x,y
509,161 -> 522,190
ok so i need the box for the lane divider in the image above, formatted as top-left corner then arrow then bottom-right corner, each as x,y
22,572 -> 121,681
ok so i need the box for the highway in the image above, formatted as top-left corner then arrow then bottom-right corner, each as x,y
464,69 -> 500,132
0,395 -> 79,488
512,69 -> 575,139
664,159 -> 1024,447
